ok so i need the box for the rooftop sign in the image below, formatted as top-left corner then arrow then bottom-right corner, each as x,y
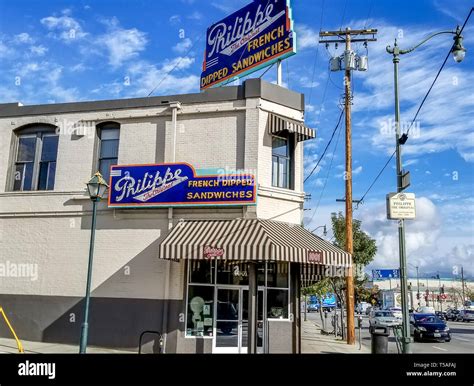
200,0 -> 296,90
108,163 -> 256,208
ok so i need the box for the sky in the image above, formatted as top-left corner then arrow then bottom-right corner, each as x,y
0,0 -> 473,279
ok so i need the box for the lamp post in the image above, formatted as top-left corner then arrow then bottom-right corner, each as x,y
79,172 -> 109,354
386,26 -> 466,355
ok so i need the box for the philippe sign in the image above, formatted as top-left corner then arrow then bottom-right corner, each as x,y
108,163 -> 256,208
200,0 -> 296,89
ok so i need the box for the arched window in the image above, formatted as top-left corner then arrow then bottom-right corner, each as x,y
13,124 -> 59,191
97,122 -> 120,182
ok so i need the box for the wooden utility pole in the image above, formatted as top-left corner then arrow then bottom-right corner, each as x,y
319,28 -> 377,345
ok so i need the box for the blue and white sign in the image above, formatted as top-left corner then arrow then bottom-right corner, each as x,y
372,269 -> 400,280
108,163 -> 256,208
200,0 -> 296,89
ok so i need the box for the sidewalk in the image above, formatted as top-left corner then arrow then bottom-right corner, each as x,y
301,316 -> 370,354
0,337 -> 134,354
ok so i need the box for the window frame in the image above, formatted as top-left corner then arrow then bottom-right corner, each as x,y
271,135 -> 294,190
96,122 -> 120,183
12,124 -> 59,192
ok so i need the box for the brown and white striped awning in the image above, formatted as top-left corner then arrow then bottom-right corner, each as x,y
267,113 -> 315,142
159,219 -> 351,281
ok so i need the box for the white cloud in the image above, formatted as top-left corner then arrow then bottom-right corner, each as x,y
169,15 -> 181,25
97,27 -> 148,67
40,15 -> 87,42
295,25 -> 318,50
30,45 -> 48,56
13,33 -> 34,44
173,38 -> 192,54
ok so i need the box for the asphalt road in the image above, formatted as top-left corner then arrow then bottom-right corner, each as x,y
306,311 -> 474,354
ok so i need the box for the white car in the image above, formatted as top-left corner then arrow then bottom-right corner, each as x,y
369,310 -> 401,327
416,306 -> 435,314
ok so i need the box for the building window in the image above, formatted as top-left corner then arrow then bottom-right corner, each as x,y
272,136 -> 291,189
13,126 -> 59,191
97,123 -> 120,182
266,262 -> 290,319
187,285 -> 214,337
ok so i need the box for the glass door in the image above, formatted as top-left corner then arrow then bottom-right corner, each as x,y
214,288 -> 240,353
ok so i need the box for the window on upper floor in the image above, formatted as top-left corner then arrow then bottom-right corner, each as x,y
13,125 -> 59,191
272,136 -> 292,189
97,122 -> 120,182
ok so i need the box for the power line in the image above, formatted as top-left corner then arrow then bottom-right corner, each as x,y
307,116 -> 343,224
356,7 -> 473,206
146,35 -> 203,97
308,0 -> 326,106
405,7 -> 473,137
304,109 -> 344,183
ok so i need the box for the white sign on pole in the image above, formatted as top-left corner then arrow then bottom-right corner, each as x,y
386,192 -> 416,220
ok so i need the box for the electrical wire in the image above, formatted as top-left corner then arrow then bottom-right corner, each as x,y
304,109 -> 344,183
306,114 -> 344,224
355,7 -> 473,207
308,0 -> 326,106
146,35 -> 203,97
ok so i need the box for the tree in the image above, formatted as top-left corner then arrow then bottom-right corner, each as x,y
329,212 -> 377,323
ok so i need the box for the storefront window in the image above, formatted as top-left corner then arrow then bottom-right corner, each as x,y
186,286 -> 214,337
266,262 -> 289,288
267,289 -> 289,319
189,260 -> 214,284
216,261 -> 249,286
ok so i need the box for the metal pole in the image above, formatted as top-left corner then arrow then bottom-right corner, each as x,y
344,29 -> 356,346
248,263 -> 258,354
79,198 -> 98,354
277,60 -> 282,86
304,295 -> 307,321
416,266 -> 420,307
392,45 -> 411,354
461,266 -> 465,306
426,278 -> 429,307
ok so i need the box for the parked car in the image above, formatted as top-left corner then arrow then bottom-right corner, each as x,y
365,306 -> 373,315
416,306 -> 435,314
369,310 -> 401,327
356,302 -> 371,314
388,307 -> 403,321
458,309 -> 474,322
410,313 -> 451,342
435,311 -> 447,321
446,309 -> 460,321
307,303 -> 318,312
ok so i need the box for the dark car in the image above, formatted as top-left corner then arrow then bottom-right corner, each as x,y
435,311 -> 447,320
410,313 -> 451,342
446,309 -> 460,321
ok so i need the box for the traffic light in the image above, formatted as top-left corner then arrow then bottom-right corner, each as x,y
416,293 -> 420,300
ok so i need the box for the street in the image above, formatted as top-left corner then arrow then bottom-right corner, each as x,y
305,311 -> 474,354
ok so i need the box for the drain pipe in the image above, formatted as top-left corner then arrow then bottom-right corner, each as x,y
161,101 -> 181,353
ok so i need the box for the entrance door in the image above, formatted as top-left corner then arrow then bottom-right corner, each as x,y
213,287 -> 264,353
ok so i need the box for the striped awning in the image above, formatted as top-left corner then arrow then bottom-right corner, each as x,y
159,219 -> 351,281
267,113 -> 315,142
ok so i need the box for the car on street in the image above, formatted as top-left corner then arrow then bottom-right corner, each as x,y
458,309 -> 474,322
435,311 -> 447,320
416,306 -> 436,314
369,310 -> 401,327
356,302 -> 371,314
446,309 -> 460,321
409,313 -> 451,342
388,307 -> 403,322
307,303 -> 318,312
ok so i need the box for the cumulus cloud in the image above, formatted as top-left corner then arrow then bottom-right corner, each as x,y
40,14 -> 87,42
172,38 -> 193,54
13,33 -> 34,44
295,25 -> 318,50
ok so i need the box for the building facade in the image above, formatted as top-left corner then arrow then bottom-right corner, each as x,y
0,79 -> 350,353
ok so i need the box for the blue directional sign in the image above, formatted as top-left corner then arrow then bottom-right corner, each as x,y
372,269 -> 400,280
108,163 -> 256,208
200,0 -> 296,89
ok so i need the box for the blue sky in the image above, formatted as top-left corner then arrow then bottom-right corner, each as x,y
0,0 -> 473,278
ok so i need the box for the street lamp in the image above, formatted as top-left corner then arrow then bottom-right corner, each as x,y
79,172 -> 109,354
386,26 -> 466,355
408,263 -> 421,308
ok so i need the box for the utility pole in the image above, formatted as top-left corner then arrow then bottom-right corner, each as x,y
416,266 -> 420,307
319,28 -> 378,346
461,266 -> 465,306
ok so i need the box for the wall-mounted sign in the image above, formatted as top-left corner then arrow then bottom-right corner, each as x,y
386,192 -> 416,220
200,0 -> 296,89
108,163 -> 256,208
307,251 -> 322,263
203,246 -> 225,259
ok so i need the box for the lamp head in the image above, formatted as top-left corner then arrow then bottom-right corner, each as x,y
452,28 -> 466,63
86,172 -> 109,201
